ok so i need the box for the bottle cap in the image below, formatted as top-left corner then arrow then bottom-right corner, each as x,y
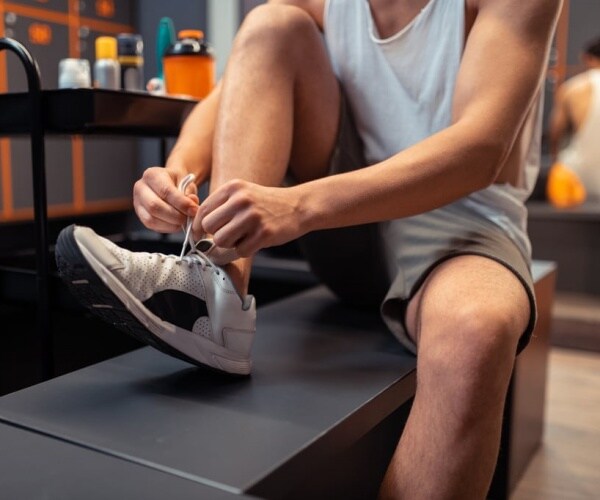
178,30 -> 203,40
96,36 -> 117,60
117,33 -> 144,57
165,30 -> 213,57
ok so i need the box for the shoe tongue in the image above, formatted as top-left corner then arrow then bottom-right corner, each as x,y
195,239 -> 213,253
195,239 -> 240,266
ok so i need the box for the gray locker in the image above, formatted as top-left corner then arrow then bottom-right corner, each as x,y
83,137 -> 137,202
10,137 -> 73,209
2,1 -> 137,219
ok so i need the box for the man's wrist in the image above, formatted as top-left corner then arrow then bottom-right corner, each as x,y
164,159 -> 189,179
295,182 -> 323,236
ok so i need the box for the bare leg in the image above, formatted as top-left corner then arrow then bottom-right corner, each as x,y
210,4 -> 341,294
379,255 -> 530,500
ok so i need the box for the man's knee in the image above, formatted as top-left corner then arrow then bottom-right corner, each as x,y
412,257 -> 529,363
416,301 -> 521,418
235,4 -> 319,55
421,299 -> 521,374
451,301 -> 521,355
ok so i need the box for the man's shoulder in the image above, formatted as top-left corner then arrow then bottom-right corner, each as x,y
562,72 -> 593,99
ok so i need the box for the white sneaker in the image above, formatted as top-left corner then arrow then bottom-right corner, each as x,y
55,224 -> 256,375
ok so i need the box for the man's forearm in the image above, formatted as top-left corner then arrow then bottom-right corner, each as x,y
166,83 -> 222,180
296,121 -> 503,234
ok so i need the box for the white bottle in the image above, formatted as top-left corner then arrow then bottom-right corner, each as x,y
94,36 -> 121,90
58,58 -> 91,89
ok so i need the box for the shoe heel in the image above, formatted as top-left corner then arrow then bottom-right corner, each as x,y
222,328 -> 255,356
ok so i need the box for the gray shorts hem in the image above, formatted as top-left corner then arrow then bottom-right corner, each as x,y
380,250 -> 538,356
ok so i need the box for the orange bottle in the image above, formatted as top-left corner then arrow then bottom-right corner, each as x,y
546,163 -> 587,208
163,30 -> 215,99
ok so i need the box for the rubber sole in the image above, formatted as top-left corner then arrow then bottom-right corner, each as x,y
55,225 -> 250,375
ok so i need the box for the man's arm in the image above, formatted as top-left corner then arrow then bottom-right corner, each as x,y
198,0 -> 562,255
549,83 -> 571,162
133,0 -> 326,234
298,0 -> 563,225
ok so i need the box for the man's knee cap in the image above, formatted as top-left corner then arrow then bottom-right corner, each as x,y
434,303 -> 521,354
241,4 -> 316,43
454,306 -> 523,355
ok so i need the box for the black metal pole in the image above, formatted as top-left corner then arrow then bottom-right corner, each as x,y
0,38 -> 52,380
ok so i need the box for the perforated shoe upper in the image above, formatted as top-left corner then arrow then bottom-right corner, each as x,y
73,226 -> 256,356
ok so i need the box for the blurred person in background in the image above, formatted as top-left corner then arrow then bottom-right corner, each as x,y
548,35 -> 600,207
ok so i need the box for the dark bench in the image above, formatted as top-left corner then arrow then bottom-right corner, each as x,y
0,262 -> 556,499
0,422 -> 258,499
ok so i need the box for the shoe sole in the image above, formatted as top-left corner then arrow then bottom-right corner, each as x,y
55,225 -> 251,375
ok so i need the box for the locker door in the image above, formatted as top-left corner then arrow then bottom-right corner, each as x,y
79,23 -> 137,207
8,0 -> 69,12
4,12 -> 67,89
79,0 -> 133,26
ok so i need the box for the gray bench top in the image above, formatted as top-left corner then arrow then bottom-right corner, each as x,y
527,200 -> 600,221
0,422 -> 257,499
0,287 -> 416,496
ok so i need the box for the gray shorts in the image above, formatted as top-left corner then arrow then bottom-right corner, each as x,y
299,96 -> 537,355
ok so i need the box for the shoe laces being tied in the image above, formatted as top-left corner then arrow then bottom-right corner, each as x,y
177,173 -> 241,266
178,173 -> 198,260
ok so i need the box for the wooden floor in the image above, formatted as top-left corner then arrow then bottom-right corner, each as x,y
551,293 -> 600,352
511,348 -> 600,499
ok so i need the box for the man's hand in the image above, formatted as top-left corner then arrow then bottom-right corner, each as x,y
133,167 -> 199,233
194,179 -> 306,257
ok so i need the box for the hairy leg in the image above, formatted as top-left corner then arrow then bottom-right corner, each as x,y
210,4 -> 341,293
379,255 -> 530,500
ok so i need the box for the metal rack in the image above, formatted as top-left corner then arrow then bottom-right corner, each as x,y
0,37 -> 196,381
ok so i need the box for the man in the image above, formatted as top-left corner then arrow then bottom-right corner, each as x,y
549,35 -> 600,201
56,0 -> 561,498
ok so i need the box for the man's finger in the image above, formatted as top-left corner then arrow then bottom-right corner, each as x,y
144,169 -> 198,217
136,206 -> 181,233
137,183 -> 190,226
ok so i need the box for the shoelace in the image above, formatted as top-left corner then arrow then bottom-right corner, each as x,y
176,174 -> 220,274
178,173 -> 198,259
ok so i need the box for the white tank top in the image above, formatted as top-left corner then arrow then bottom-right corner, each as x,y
559,69 -> 600,197
324,0 -> 544,259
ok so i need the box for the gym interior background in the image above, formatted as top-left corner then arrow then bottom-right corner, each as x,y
0,1 -> 599,499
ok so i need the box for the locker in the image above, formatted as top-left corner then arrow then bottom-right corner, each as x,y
80,28 -> 137,205
5,16 -> 69,89
7,0 -> 69,13
10,137 -> 73,209
1,0 -> 141,221
83,137 -> 136,203
79,0 -> 133,26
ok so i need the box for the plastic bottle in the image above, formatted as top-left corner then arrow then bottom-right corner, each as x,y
58,58 -> 91,88
117,33 -> 144,91
94,36 -> 120,90
163,30 -> 215,99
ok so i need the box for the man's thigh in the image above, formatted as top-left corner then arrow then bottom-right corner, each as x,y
298,92 -> 393,307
